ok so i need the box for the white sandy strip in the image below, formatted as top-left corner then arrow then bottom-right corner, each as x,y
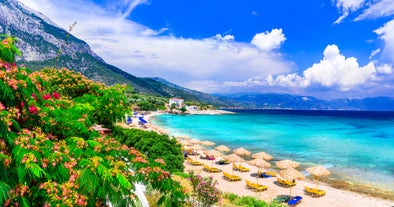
184,158 -> 393,207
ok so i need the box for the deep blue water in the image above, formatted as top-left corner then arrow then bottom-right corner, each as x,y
151,110 -> 394,192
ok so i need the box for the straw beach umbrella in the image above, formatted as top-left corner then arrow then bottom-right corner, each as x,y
201,141 -> 215,146
276,159 -> 300,169
214,145 -> 231,153
252,151 -> 273,161
306,165 -> 331,189
279,168 -> 305,197
190,144 -> 205,158
233,147 -> 251,157
205,150 -> 223,167
190,139 -> 201,144
224,153 -> 244,175
248,158 -> 271,184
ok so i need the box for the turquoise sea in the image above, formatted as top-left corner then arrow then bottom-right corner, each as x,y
151,110 -> 394,193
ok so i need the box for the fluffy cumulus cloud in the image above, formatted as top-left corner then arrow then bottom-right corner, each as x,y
17,0 -> 294,94
251,29 -> 286,52
227,44 -> 393,98
374,19 -> 394,64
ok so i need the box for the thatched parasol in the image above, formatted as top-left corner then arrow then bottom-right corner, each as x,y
214,145 -> 231,153
252,151 -> 273,161
224,153 -> 245,175
176,135 -> 190,140
276,159 -> 300,169
201,141 -> 215,146
233,147 -> 251,157
248,158 -> 271,184
178,140 -> 192,147
190,139 -> 201,144
306,165 -> 331,189
279,168 -> 305,197
205,150 -> 224,167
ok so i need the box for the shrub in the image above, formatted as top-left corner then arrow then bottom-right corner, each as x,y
189,171 -> 221,207
0,35 -> 186,206
112,127 -> 184,173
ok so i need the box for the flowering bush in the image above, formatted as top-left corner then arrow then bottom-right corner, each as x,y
189,171 -> 221,207
0,35 -> 186,206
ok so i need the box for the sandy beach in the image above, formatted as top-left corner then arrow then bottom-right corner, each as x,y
184,158 -> 393,207
124,111 -> 393,207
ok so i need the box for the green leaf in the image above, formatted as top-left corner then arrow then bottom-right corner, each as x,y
27,163 -> 46,179
0,181 -> 10,205
17,166 -> 26,183
78,169 -> 99,192
116,173 -> 131,189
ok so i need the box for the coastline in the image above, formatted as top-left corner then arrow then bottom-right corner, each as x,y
130,111 -> 394,206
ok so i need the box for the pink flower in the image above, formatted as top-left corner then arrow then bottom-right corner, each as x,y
52,92 -> 61,100
29,105 -> 38,114
31,93 -> 36,100
0,102 -> 5,110
43,94 -> 51,100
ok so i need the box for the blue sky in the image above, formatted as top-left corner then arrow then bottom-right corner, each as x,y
17,0 -> 394,99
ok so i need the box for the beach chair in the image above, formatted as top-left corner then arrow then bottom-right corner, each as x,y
203,164 -> 222,173
186,157 -> 203,166
259,171 -> 277,178
238,164 -> 250,172
218,159 -> 230,165
287,196 -> 302,206
305,186 -> 326,197
245,180 -> 268,192
222,172 -> 242,181
277,178 -> 296,187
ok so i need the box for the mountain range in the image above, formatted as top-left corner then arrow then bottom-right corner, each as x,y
1,0 -> 394,111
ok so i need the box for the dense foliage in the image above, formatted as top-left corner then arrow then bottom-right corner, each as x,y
222,193 -> 286,207
0,36 -> 186,206
112,127 -> 184,173
127,93 -> 167,111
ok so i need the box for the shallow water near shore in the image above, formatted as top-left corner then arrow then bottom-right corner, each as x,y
151,110 -> 394,198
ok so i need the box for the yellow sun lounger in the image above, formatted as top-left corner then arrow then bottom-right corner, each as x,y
232,163 -> 250,172
305,186 -> 326,197
186,157 -> 203,166
223,172 -> 242,181
277,178 -> 296,187
245,180 -> 268,192
203,164 -> 222,173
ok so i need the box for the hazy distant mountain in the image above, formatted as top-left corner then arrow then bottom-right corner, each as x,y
0,0 -> 228,105
216,93 -> 394,111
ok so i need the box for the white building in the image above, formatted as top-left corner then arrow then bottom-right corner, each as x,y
169,98 -> 184,108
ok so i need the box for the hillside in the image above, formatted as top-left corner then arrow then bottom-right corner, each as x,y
0,0 -> 229,105
216,93 -> 394,111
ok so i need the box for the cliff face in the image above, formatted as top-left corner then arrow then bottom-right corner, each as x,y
0,0 -> 230,106
0,0 -> 100,61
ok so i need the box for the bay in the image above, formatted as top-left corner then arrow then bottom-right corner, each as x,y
151,109 -> 394,193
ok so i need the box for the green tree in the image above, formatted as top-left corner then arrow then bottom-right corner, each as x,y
0,35 -> 186,207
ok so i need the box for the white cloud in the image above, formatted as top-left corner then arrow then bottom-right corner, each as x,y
374,19 -> 394,64
332,0 -> 366,24
369,48 -> 381,59
215,34 -> 235,41
251,29 -> 286,52
16,0 -> 294,94
355,0 -> 394,21
226,44 -> 393,95
300,45 -> 377,90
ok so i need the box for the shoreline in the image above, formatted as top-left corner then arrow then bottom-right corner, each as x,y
130,111 -> 394,206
